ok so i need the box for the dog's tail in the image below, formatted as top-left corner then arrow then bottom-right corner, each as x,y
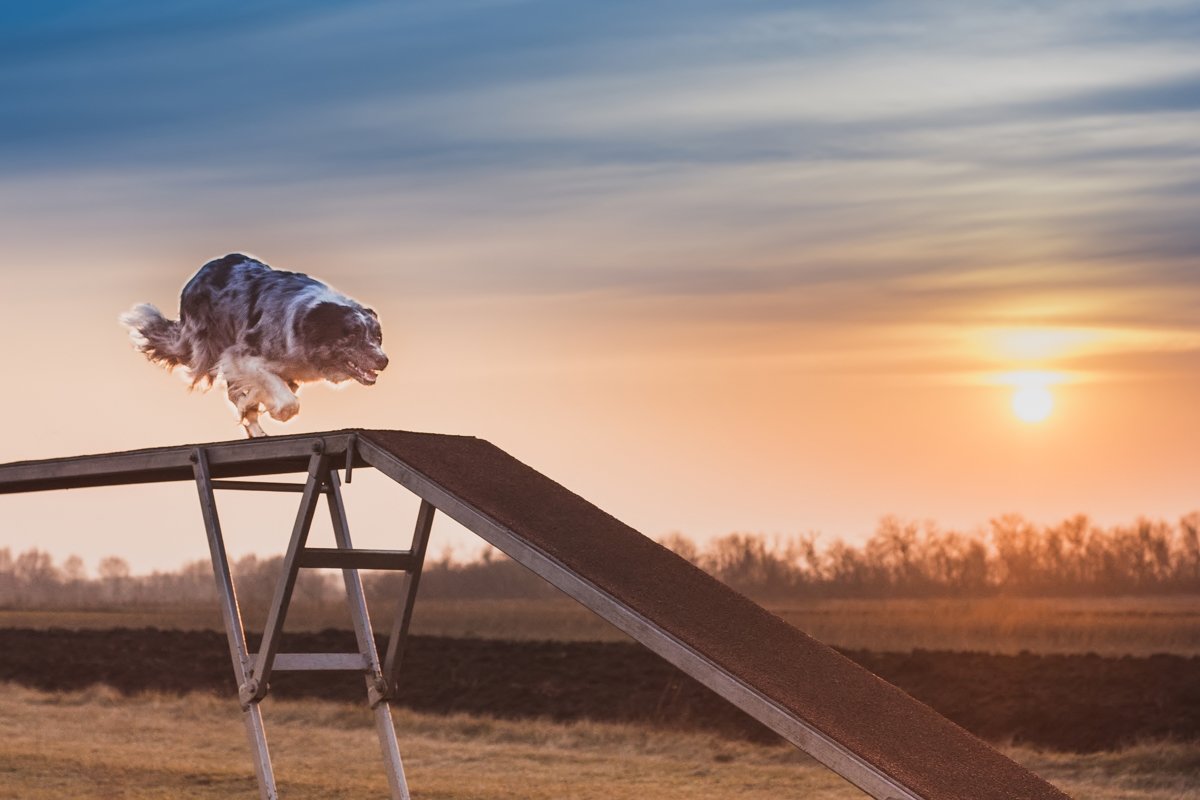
119,303 -> 189,370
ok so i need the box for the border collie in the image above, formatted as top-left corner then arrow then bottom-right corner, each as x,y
120,253 -> 388,437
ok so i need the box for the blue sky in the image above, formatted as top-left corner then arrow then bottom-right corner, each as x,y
4,1 -> 1200,312
1,1 -> 1199,571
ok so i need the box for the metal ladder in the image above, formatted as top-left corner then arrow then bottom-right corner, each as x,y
190,439 -> 434,799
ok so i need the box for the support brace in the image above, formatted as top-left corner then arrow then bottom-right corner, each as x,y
190,439 -> 432,800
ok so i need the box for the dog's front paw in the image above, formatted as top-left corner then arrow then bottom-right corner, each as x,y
269,398 -> 300,422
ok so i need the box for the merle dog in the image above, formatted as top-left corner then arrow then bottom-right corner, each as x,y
120,254 -> 388,437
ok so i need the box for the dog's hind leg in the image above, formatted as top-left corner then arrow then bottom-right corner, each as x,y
227,382 -> 268,438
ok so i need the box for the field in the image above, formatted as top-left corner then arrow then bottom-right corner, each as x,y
2,593 -> 1198,655
1,685 -> 1197,800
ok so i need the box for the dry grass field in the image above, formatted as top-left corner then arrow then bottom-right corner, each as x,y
1,684 -> 1196,800
3,594 -> 1198,655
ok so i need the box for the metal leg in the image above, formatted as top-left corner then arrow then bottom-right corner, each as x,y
373,704 -> 410,800
191,447 -> 278,799
250,450 -> 329,701
242,703 -> 279,800
383,500 -> 435,690
325,469 -> 383,675
327,469 -> 411,800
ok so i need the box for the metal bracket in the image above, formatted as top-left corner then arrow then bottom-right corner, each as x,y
345,433 -> 358,484
238,679 -> 261,709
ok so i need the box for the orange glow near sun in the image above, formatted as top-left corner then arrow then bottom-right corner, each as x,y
981,327 -> 1099,361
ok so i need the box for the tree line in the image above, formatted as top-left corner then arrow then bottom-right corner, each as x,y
671,512 -> 1200,599
2,512 -> 1199,609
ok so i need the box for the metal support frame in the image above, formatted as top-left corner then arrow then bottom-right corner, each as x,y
189,440 -> 433,799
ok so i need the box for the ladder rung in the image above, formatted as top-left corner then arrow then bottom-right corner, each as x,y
266,652 -> 368,671
210,480 -> 325,493
298,548 -> 416,571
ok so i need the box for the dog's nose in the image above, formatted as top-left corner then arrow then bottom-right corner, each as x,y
377,353 -> 389,370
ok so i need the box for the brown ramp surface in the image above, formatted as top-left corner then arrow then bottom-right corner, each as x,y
358,430 -> 1069,800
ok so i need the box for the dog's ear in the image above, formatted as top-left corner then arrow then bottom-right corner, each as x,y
301,302 -> 354,342
363,307 -> 378,319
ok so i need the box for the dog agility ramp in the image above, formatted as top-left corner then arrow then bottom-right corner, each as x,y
0,430 -> 1069,800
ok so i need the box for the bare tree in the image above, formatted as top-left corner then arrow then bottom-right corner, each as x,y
98,556 -> 131,603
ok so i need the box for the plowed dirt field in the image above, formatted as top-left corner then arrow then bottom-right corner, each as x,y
2,628 -> 1195,752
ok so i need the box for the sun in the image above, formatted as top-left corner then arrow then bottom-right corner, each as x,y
991,369 -> 1064,424
1011,383 -> 1054,423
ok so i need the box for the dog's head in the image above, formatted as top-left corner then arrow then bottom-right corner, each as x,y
299,302 -> 389,385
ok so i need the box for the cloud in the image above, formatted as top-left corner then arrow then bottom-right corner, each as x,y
3,1 -> 1197,171
2,0 -> 1199,368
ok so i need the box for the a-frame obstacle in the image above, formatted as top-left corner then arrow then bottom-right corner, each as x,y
0,430 -> 1070,800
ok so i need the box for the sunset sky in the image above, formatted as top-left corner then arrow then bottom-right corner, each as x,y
2,1 -> 1199,574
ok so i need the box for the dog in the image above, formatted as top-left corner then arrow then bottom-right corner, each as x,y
120,253 -> 388,438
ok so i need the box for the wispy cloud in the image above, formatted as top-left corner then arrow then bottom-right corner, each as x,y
2,0 -> 1199,380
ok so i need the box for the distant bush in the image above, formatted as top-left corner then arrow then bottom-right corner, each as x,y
1,512 -> 1198,608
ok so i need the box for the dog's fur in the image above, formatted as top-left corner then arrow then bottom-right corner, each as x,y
120,253 -> 388,437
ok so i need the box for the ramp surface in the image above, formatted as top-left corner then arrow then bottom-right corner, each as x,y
0,429 -> 1070,800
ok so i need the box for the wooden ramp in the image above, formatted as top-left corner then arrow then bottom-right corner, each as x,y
0,430 -> 1070,800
